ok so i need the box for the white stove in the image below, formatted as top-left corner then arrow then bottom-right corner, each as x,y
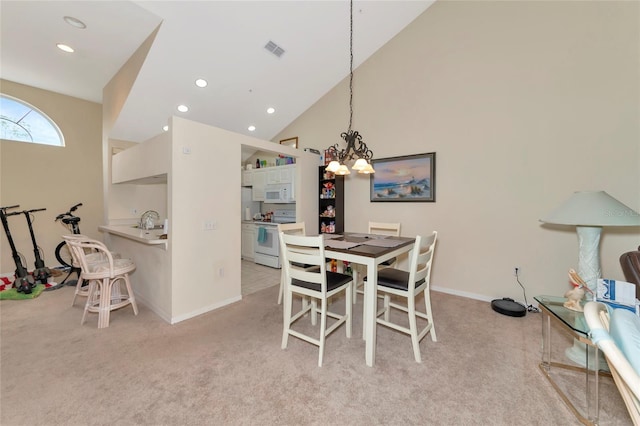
253,210 -> 295,268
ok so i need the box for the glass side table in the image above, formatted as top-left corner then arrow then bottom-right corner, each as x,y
534,295 -> 609,425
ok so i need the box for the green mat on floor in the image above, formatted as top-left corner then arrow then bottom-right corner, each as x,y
0,284 -> 46,300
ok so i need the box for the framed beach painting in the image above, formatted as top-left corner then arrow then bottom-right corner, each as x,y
370,152 -> 436,202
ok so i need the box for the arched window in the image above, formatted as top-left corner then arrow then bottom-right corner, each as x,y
0,94 -> 64,146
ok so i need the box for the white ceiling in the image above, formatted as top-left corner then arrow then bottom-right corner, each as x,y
1,1 -> 433,144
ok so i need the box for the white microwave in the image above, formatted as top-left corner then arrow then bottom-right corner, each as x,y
264,183 -> 294,203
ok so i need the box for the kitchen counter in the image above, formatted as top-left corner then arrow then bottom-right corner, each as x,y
99,225 -> 168,249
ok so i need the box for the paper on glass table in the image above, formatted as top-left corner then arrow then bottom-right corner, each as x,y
361,238 -> 406,248
324,240 -> 362,249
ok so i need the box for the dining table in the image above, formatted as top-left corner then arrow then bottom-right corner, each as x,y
323,232 -> 416,367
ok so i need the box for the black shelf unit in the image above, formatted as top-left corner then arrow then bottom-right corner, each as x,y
318,166 -> 344,234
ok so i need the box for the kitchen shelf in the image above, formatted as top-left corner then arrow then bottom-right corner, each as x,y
318,167 -> 344,234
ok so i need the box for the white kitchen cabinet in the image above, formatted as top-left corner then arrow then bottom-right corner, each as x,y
242,170 -> 253,187
252,169 -> 266,201
241,223 -> 255,260
266,164 -> 295,184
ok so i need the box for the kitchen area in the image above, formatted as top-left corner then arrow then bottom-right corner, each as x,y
240,157 -> 297,273
104,117 -> 319,324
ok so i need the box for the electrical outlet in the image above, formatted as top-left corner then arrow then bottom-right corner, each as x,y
130,208 -> 138,216
203,220 -> 216,231
218,267 -> 224,278
514,267 -> 520,276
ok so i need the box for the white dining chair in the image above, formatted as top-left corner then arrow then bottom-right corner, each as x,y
353,221 -> 401,303
280,233 -> 352,367
276,222 -> 312,305
365,231 -> 437,362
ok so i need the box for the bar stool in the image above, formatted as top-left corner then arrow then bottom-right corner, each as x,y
63,234 -> 120,307
66,237 -> 138,328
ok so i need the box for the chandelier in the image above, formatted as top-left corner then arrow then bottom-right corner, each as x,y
325,0 -> 375,176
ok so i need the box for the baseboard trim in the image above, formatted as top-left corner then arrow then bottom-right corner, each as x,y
170,295 -> 243,324
133,292 -> 172,324
431,285 -> 494,303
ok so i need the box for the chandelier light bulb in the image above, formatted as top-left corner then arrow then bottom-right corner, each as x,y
326,161 -> 341,173
352,158 -> 368,170
336,164 -> 351,175
359,163 -> 375,174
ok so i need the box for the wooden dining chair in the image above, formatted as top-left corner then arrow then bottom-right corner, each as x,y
353,221 -> 401,303
280,233 -> 352,366
365,231 -> 437,362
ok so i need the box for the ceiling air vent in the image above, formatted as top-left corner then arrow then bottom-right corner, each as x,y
264,40 -> 285,58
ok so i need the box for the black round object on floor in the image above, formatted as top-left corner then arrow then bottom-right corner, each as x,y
491,298 -> 526,317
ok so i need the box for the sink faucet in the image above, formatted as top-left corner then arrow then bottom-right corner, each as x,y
139,210 -> 160,230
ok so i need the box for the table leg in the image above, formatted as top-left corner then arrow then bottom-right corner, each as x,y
542,310 -> 551,369
586,343 -> 600,423
364,259 -> 377,367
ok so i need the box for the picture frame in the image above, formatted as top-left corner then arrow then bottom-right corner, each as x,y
279,137 -> 298,149
370,152 -> 436,202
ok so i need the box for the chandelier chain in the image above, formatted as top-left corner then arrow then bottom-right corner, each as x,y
348,0 -> 353,133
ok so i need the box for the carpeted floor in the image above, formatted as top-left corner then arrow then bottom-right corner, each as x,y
0,283 -> 631,425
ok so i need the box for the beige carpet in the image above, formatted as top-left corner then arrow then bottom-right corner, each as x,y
0,284 -> 631,425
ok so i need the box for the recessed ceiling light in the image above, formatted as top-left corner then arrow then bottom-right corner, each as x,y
63,16 -> 86,29
266,107 -> 275,114
195,79 -> 207,88
177,105 -> 189,113
248,125 -> 256,132
163,125 -> 169,132
56,43 -> 74,53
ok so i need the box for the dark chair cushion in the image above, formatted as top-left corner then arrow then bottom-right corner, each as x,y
379,257 -> 397,267
365,268 -> 424,292
292,271 -> 352,292
292,262 -> 319,271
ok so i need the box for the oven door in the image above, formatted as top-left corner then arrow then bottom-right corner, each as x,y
254,225 -> 279,257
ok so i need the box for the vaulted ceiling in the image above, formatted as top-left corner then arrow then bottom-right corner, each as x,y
1,1 -> 434,143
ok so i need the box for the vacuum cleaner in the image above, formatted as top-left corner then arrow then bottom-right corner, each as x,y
0,205 -> 35,294
21,208 -> 51,285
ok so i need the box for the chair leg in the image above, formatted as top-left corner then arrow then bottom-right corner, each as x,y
71,273 -> 85,307
123,273 -> 138,315
384,294 -> 391,322
281,288 -> 292,349
408,295 -> 421,363
346,283 -> 352,338
318,297 -> 328,367
98,277 -> 113,329
310,299 -> 318,326
424,290 -> 437,342
277,269 -> 284,305
81,280 -> 97,325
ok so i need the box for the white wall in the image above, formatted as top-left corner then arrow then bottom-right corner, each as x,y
274,1 -> 640,302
